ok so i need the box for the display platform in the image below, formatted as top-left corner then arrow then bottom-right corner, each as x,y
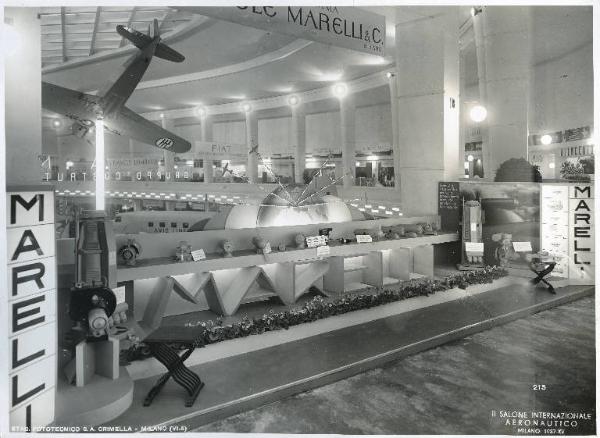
98,279 -> 592,431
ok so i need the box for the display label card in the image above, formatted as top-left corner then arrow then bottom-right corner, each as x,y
316,245 -> 331,258
356,234 -> 373,243
306,235 -> 328,248
263,242 -> 272,254
512,241 -> 533,252
112,285 -> 126,304
465,242 -> 484,254
191,249 -> 206,261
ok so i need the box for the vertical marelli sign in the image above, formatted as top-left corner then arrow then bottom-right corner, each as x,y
569,185 -> 595,282
7,189 -> 57,431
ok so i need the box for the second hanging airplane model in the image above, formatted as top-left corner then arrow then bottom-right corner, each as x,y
42,19 -> 191,153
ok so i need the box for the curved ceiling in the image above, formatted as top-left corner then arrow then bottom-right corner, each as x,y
41,6 -> 592,118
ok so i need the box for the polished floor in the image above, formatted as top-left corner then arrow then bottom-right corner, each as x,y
194,297 -> 596,435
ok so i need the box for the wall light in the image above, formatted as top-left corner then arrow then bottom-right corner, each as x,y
386,71 -> 395,79
471,6 -> 483,17
332,82 -> 348,99
469,105 -> 487,123
540,134 -> 553,145
288,95 -> 300,106
195,106 -> 206,118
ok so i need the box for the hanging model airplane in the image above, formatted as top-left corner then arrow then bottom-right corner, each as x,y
42,19 -> 191,153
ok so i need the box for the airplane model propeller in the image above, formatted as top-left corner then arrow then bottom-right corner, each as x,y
42,19 -> 191,154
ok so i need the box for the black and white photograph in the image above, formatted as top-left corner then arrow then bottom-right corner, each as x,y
0,1 -> 597,436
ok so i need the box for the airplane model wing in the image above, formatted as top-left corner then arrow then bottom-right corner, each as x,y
106,106 -> 191,153
42,81 -> 100,125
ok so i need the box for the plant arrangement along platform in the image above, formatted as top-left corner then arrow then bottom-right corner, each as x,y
123,266 -> 508,363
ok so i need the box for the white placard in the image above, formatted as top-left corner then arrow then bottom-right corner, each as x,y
356,234 -> 373,243
306,235 -> 328,248
10,290 -> 57,337
9,355 -> 56,410
263,242 -> 272,254
191,249 -> 206,261
9,388 -> 55,431
9,323 -> 56,373
113,285 -> 126,304
7,192 -> 55,229
465,242 -> 484,254
512,241 -> 533,252
316,245 -> 331,258
184,6 -> 386,56
7,224 -> 56,265
8,257 -> 56,301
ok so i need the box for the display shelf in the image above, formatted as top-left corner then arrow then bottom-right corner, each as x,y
345,282 -> 371,292
383,276 -> 400,286
295,261 -> 329,299
115,233 -> 459,282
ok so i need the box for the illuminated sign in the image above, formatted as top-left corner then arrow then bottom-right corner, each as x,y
185,6 -> 385,56
6,189 -> 56,431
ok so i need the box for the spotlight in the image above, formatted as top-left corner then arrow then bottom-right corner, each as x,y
469,105 -> 487,123
195,106 -> 206,118
288,95 -> 300,106
241,102 -> 252,113
471,6 -> 482,17
467,155 -> 474,162
540,134 -> 553,145
332,83 -> 348,99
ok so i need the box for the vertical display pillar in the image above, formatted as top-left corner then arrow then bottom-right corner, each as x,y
7,188 -> 57,430
200,114 -> 214,183
340,96 -> 356,189
569,185 -> 594,283
291,105 -> 306,184
246,111 -> 259,183
161,118 -> 176,181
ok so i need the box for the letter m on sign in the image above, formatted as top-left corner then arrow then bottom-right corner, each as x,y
574,186 -> 591,198
11,194 -> 44,225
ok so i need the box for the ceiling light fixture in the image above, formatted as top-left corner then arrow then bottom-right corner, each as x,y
195,106 -> 206,118
540,134 -> 553,145
332,82 -> 348,99
469,105 -> 487,123
471,6 -> 483,17
52,119 -> 62,128
288,95 -> 300,106
241,102 -> 252,113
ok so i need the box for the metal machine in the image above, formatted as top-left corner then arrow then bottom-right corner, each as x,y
69,210 -> 118,341
458,199 -> 484,270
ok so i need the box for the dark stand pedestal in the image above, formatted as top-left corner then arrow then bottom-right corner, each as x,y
143,326 -> 206,407
529,261 -> 557,294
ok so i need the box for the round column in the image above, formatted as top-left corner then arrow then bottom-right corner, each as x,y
291,103 -> 306,184
245,109 -> 259,183
199,114 -> 214,183
481,6 -> 533,178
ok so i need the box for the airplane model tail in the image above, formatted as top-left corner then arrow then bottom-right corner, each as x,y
116,18 -> 185,63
